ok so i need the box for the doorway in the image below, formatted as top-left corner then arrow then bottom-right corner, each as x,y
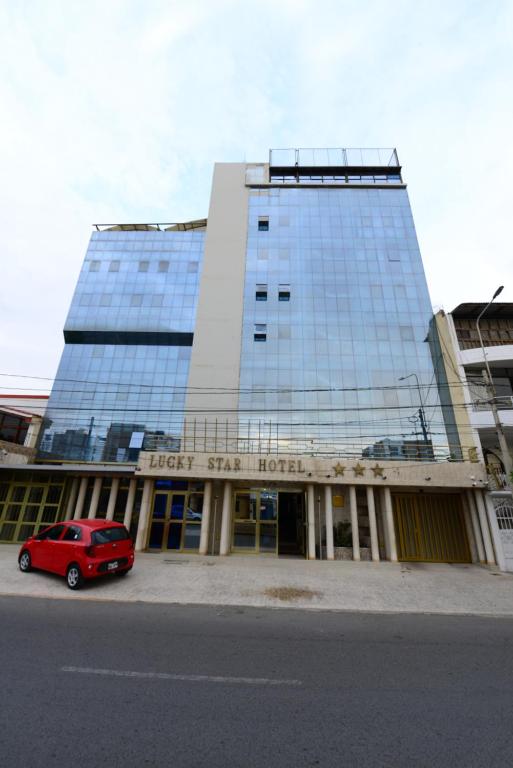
148,489 -> 204,551
278,492 -> 305,556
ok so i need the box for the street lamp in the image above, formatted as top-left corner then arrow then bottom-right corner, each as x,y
475,286 -> 512,481
398,373 -> 430,447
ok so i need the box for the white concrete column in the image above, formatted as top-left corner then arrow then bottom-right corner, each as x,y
484,492 -> 506,572
366,486 -> 380,562
384,487 -> 398,562
462,495 -> 478,563
474,489 -> 495,565
324,485 -> 334,560
219,480 -> 232,556
199,480 -> 212,555
64,478 -> 79,521
307,484 -> 316,559
73,477 -> 88,520
88,477 -> 102,519
466,489 -> 485,563
106,477 -> 120,521
123,478 -> 137,531
135,478 -> 153,552
380,488 -> 390,559
349,485 -> 360,561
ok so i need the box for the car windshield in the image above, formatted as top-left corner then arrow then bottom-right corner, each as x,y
91,527 -> 130,545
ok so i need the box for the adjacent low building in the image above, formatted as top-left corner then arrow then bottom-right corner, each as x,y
432,303 -> 513,570
0,149 -> 505,570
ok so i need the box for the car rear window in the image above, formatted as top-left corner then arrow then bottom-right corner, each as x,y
91,527 -> 130,545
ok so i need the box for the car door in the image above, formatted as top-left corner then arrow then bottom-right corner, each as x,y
37,524 -> 66,573
55,524 -> 84,576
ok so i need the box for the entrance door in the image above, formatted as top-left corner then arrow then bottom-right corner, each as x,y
232,490 -> 278,553
278,492 -> 305,556
148,490 -> 203,551
393,493 -> 471,563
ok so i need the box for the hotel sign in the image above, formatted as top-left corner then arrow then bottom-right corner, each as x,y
135,451 -> 485,488
145,453 -> 308,474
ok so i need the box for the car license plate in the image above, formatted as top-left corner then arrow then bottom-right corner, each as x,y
108,561 -> 118,570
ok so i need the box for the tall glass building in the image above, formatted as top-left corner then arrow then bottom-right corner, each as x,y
1,149 -> 492,569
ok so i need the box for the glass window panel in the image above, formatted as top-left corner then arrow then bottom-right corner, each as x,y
46,486 -> 62,504
28,487 -> 44,504
183,523 -> 201,550
259,524 -> 277,552
167,523 -> 182,549
6,504 -> 21,521
152,494 -> 167,519
186,494 -> 203,521
0,523 -> 16,541
23,506 -> 39,522
18,525 -> 36,542
170,495 -> 185,519
235,494 -> 257,520
41,506 -> 58,523
233,522 -> 256,549
149,522 -> 164,549
12,487 -> 26,502
260,491 -> 278,520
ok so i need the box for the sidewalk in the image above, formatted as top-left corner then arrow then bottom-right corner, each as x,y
1,544 -> 512,616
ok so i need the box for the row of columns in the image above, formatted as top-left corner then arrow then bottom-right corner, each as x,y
64,476 -> 139,533
312,483 -> 397,562
63,475 -> 501,567
463,488 -> 504,570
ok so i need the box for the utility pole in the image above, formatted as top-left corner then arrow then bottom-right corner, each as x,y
417,407 -> 429,445
481,367 -> 512,481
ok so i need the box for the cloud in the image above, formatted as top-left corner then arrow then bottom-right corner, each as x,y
0,0 -> 512,391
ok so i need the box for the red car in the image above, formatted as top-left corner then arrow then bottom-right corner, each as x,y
18,519 -> 135,590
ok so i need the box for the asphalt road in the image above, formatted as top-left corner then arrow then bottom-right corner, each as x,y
2,596 -> 513,767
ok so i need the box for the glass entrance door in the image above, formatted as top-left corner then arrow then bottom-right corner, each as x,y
232,490 -> 277,553
148,491 -> 203,551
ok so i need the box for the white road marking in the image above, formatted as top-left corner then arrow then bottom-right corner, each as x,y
61,666 -> 302,686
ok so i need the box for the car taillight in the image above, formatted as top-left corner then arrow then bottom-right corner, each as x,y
85,545 -> 96,557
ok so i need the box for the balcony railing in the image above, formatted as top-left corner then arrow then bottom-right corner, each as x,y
269,147 -> 399,168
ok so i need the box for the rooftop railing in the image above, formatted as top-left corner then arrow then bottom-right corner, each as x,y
269,147 -> 399,168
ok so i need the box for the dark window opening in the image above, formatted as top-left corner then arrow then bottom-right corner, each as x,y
256,285 -> 267,301
279,290 -> 290,301
258,218 -> 269,231
254,323 -> 267,342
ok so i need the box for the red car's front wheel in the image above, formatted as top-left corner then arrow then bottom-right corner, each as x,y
19,551 -> 31,572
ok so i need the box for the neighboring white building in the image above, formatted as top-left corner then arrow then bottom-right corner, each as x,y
433,304 -> 513,571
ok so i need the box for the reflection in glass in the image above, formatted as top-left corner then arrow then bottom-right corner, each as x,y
260,491 -> 278,520
235,493 -> 257,520
183,523 -> 201,550
186,493 -> 203,521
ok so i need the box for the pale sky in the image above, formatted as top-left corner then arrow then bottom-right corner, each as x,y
1,0 -> 512,394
